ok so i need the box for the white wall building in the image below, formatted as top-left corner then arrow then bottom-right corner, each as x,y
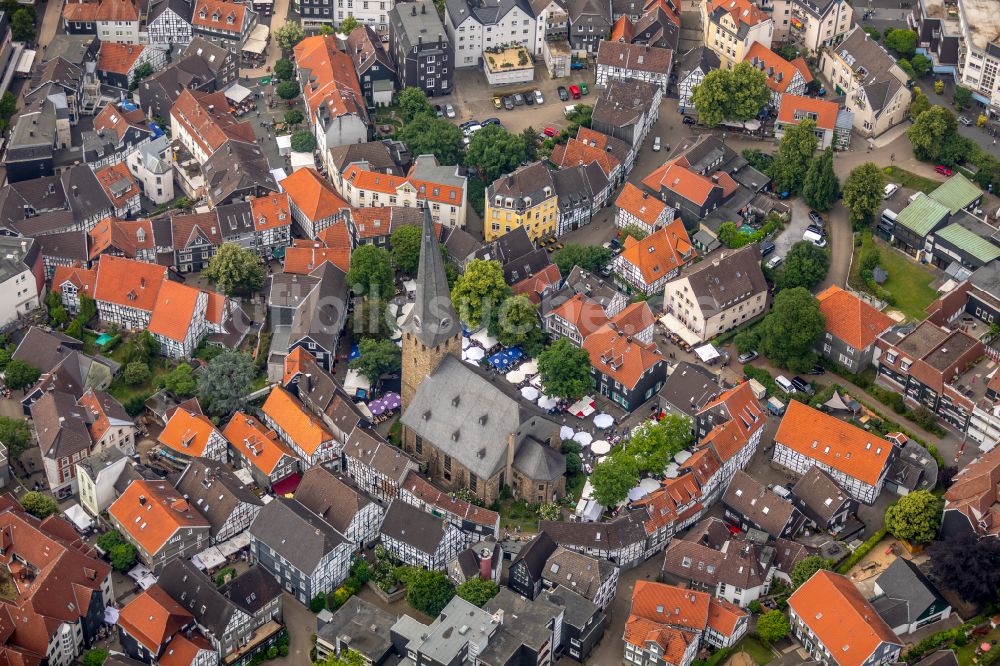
445,0 -> 537,68
126,136 -> 175,205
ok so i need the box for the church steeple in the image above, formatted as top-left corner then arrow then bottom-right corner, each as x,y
400,208 -> 461,408
401,208 -> 460,347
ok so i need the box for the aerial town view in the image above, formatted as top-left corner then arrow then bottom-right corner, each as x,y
1,0 -> 1000,662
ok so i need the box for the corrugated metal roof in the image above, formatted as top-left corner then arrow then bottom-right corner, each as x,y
934,222 -> 1000,263
928,173 -> 981,214
896,194 -> 950,237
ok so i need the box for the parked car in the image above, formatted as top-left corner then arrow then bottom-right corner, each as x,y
808,210 -> 824,227
462,123 -> 482,137
652,136 -> 661,151
558,86 -> 570,101
883,183 -> 900,199
444,104 -> 456,119
775,375 -> 795,393
493,96 -> 502,109
959,116 -> 972,126
738,351 -> 758,363
682,116 -> 696,125
791,376 -> 815,395
503,96 -> 514,110
524,93 -> 535,106
459,120 -> 478,130
803,229 -> 827,247
760,240 -> 775,256
579,82 -> 589,95
569,85 -> 581,99
483,118 -> 502,127
808,365 -> 826,375
766,255 -> 782,269
806,224 -> 825,237
543,127 -> 558,137
434,104 -> 443,117
513,93 -> 525,106
534,90 -> 544,104
935,165 -> 953,176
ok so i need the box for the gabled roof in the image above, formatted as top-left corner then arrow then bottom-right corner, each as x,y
222,412 -> 296,476
249,499 -> 349,572
117,585 -> 193,653
92,254 -> 167,312
583,323 -> 664,390
109,479 -> 210,555
618,219 -> 692,285
281,167 -> 350,223
615,183 -> 668,227
817,286 -> 895,351
261,386 -> 333,456
249,192 -> 292,233
775,400 -> 894,486
743,42 -> 812,94
97,42 -> 146,76
380,499 -> 451,555
547,293 -> 609,338
293,35 -> 366,123
401,469 -> 500,529
191,0 -> 246,32
156,559 -> 244,638
158,404 -> 224,458
171,88 -> 255,157
777,94 -> 840,130
294,467 -> 371,532
788,570 -> 902,666
722,470 -> 799,537
706,0 -> 769,32
175,458 -> 263,537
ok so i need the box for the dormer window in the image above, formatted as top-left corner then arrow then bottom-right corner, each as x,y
226,12 -> 234,23
199,9 -> 206,18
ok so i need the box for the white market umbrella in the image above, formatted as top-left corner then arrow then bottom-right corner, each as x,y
537,395 -> 558,409
590,440 -> 611,455
560,425 -> 575,440
674,450 -> 692,464
664,463 -> 679,478
639,478 -> 661,493
506,369 -> 526,384
628,486 -> 647,502
462,337 -> 471,349
573,431 -> 593,447
465,347 -> 485,361
520,359 -> 539,375
594,413 -> 614,429
521,386 -> 540,400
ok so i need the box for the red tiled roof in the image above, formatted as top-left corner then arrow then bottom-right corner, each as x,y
94,163 -> 139,210
282,347 -> 314,385
281,167 -> 350,223
93,103 -> 148,143
293,35 -> 366,123
512,263 -> 562,304
158,632 -> 214,666
170,88 -> 255,157
548,294 -> 609,339
191,0 -> 245,33
147,281 -> 204,343
92,254 -> 167,312
52,264 -> 96,297
642,160 -> 719,205
775,400 -> 894,486
158,405 -> 223,457
87,217 -> 154,261
619,219 -> 692,285
788,570 -> 901,666
97,42 -> 145,75
616,183 -> 668,227
283,241 -> 350,274
223,411 -> 296,476
708,0 -> 769,29
816,286 -> 895,351
261,386 -> 333,456
550,137 -> 621,178
777,93 -> 840,130
109,479 -> 209,555
744,43 -> 813,94
583,324 -> 664,389
630,580 -> 711,632
250,192 -> 292,232
117,586 -> 192,653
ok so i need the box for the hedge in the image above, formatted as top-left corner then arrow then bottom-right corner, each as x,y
904,620 -> 977,662
835,527 -> 887,574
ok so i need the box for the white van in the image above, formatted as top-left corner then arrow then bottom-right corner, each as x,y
884,183 -> 900,199
880,209 -> 898,226
564,104 -> 577,117
803,229 -> 827,248
775,375 -> 795,393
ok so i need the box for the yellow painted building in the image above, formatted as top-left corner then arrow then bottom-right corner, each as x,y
485,161 -> 558,241
702,0 -> 773,69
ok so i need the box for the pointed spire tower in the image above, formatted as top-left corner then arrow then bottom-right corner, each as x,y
400,208 -> 461,408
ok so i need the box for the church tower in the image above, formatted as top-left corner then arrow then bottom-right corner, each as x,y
400,208 -> 461,408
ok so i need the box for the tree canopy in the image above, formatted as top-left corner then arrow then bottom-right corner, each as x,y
276,80 -> 301,101
491,295 -> 546,356
398,115 -> 465,165
771,119 -> 818,194
274,58 -> 295,81
346,245 -> 394,298
885,490 -> 942,544
907,105 -> 960,163
397,87 -> 435,123
20,492 -> 58,519
775,241 -> 830,291
404,568 -> 455,617
884,28 -> 916,57
390,224 -> 423,274
0,417 -> 31,460
627,415 -> 693,475
451,259 -> 511,328
690,62 -> 770,126
349,338 -> 402,383
802,147 -> 839,211
455,579 -> 500,607
465,126 -> 528,183
930,533 -> 1000,604
4,359 -> 39,391
791,555 -> 831,589
274,21 -> 305,50
538,338 -> 594,400
590,452 -> 639,507
842,162 -> 886,227
290,131 -> 317,153
756,287 -> 825,372
162,364 -> 197,398
554,244 -> 612,276
203,243 -> 266,296
197,351 -> 256,417
908,89 -> 932,120
756,610 -> 791,643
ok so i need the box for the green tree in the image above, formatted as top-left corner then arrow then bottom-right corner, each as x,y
842,162 -> 886,226
627,415 -> 693,475
349,338 -> 401,383
197,351 -> 256,417
120,330 -> 160,365
691,62 -> 770,126
907,105 -> 958,162
274,58 -> 295,81
620,224 -> 648,241
318,24 -> 336,36
109,543 -> 137,572
162,364 -> 197,398
465,126 -> 528,182
756,610 -> 791,643
284,109 -> 304,126
492,295 -> 545,357
757,287 -> 825,372
451,259 -> 512,328
348,297 -> 396,340
538,338 -> 594,400
203,243 -> 266,296
4,359 -> 39,391
908,89 -> 932,120
291,130 -> 317,152
771,119 -> 818,194
776,241 -> 830,291
0,417 -> 31,460
20,491 -> 58,519
884,28 -> 916,57
930,534 -> 1000,604
123,361 -> 151,386
130,62 -> 154,91
554,244 -> 612,276
776,43 -> 799,61
397,115 -> 465,166
339,15 -> 359,33
885,490 -> 942,544
911,53 -> 932,77
275,21 -> 306,50
315,648 -> 365,666
791,555 -> 831,589
310,594 -> 327,613
405,569 -> 455,617
83,649 -> 109,666
521,126 -> 540,162
10,7 -> 34,41
538,502 -> 561,520
50,306 -> 69,328
346,245 -> 394,298
953,85 -> 973,110
456,579 -> 500,607
801,147 -> 839,211
590,452 -> 639,507
390,224 -> 422,274
96,531 -> 125,553
276,80 -> 301,101
397,87 -> 435,123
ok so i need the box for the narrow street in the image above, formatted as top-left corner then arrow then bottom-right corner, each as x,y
817,201 -> 852,291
